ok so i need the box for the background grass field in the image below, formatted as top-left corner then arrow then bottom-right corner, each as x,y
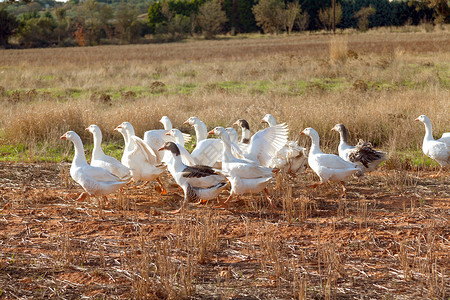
0,30 -> 449,167
0,29 -> 449,299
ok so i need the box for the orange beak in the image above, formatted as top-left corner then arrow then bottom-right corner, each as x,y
158,146 -> 165,151
60,133 -> 67,140
414,118 -> 419,121
165,132 -> 171,136
232,121 -> 238,126
300,131 -> 305,135
114,125 -> 122,131
208,129 -> 215,135
183,120 -> 190,125
85,127 -> 89,131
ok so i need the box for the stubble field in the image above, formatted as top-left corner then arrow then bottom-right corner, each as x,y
0,29 -> 449,299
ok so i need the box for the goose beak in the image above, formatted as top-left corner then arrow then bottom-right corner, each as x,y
331,127 -> 336,132
165,132 -> 171,136
183,120 -> 189,125
300,131 -> 306,135
60,133 -> 67,140
158,146 -> 165,151
414,118 -> 419,121
232,121 -> 238,126
208,129 -> 215,135
261,120 -> 266,124
85,127 -> 89,131
114,125 -> 122,131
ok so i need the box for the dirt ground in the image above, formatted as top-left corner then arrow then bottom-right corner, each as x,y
0,161 -> 449,299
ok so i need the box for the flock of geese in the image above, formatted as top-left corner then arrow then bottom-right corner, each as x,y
60,114 -> 449,213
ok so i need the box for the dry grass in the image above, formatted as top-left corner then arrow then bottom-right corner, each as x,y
0,162 -> 449,299
0,30 -> 448,164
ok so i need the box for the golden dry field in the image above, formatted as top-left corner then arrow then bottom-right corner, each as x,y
0,30 -> 449,299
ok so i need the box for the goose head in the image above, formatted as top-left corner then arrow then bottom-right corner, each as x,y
85,124 -> 100,134
233,119 -> 250,130
300,127 -> 319,139
208,126 -> 227,137
158,141 -> 180,156
184,116 -> 199,126
60,131 -> 76,141
331,124 -> 345,133
60,131 -> 78,141
159,116 -> 172,129
415,115 -> 430,123
261,114 -> 277,126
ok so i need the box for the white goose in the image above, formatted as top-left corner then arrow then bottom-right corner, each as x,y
261,114 -> 308,174
301,127 -> 360,196
85,124 -> 131,180
164,129 -> 198,166
143,116 -> 191,163
184,116 -> 223,167
233,119 -> 289,167
158,142 -> 228,214
415,115 -> 449,170
115,122 -> 166,193
61,131 -> 130,204
331,123 -> 386,175
209,127 -> 275,208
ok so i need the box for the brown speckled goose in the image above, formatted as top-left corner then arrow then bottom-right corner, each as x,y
331,124 -> 386,175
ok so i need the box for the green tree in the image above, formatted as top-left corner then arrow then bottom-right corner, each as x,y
284,1 -> 301,34
0,6 -> 20,47
252,0 -> 284,34
54,7 -> 69,45
18,13 -> 57,47
295,10 -> 310,31
115,3 -> 140,43
354,5 -> 376,31
318,3 -> 342,31
196,0 -> 228,38
409,0 -> 449,24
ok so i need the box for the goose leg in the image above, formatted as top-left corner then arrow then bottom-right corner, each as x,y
215,193 -> 233,208
340,181 -> 347,198
168,199 -> 186,214
193,199 -> 208,205
76,192 -> 89,202
155,178 -> 167,195
263,188 -> 275,208
103,196 -> 111,208
309,182 -> 323,189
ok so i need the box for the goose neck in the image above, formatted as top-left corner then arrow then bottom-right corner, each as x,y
339,127 -> 349,145
219,134 -> 234,162
309,133 -> 322,155
422,120 -> 434,141
241,128 -> 251,144
266,116 -> 277,127
92,131 -> 104,159
71,136 -> 88,166
194,122 -> 208,142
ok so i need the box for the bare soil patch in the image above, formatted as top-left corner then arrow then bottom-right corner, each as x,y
0,162 -> 449,299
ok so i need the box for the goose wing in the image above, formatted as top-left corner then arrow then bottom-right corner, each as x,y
348,140 -> 387,168
190,139 -> 223,167
246,123 -> 289,166
130,136 -> 158,165
82,164 -> 126,182
181,165 -> 226,188
313,153 -> 358,170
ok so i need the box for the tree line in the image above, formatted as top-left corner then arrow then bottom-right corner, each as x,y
1,0 -> 447,48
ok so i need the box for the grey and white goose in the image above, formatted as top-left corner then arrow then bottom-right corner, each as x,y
158,142 -> 228,214
331,124 -> 387,175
